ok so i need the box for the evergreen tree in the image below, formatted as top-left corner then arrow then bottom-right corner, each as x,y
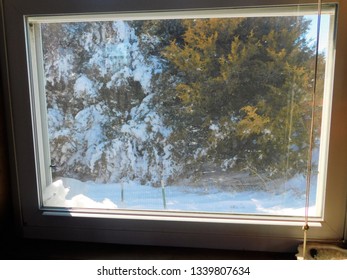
42,15 -> 324,187
160,16 -> 322,181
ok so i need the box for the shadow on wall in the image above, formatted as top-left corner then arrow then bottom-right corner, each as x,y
0,84 -> 12,239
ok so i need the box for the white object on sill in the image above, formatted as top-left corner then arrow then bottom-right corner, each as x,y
296,243 -> 347,260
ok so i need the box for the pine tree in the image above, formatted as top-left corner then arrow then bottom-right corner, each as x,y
159,16 -> 322,181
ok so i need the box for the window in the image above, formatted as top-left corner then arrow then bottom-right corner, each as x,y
30,8 -> 332,217
2,0 -> 347,251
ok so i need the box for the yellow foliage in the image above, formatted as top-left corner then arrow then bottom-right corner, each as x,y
176,83 -> 202,105
237,106 -> 270,139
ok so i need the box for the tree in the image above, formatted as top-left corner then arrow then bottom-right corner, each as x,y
43,15 -> 324,187
160,16 -> 321,181
43,20 -> 176,185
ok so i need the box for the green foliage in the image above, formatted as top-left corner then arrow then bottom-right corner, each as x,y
158,16 -> 322,179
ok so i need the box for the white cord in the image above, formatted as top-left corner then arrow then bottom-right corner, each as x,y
302,0 -> 322,260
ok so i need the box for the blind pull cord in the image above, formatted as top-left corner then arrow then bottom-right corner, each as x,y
302,0 -> 322,260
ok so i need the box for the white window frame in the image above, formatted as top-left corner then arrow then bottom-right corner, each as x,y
1,0 -> 347,252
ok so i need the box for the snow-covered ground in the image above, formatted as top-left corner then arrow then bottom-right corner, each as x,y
42,174 -> 317,217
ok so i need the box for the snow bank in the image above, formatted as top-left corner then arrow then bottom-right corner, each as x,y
42,176 -> 317,217
43,178 -> 118,209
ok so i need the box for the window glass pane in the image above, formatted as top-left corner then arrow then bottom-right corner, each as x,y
33,8 -> 333,216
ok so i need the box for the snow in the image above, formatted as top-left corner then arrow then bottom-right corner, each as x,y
47,106 -> 64,135
43,178 -> 118,209
43,175 -> 317,217
46,48 -> 74,85
74,75 -> 97,99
